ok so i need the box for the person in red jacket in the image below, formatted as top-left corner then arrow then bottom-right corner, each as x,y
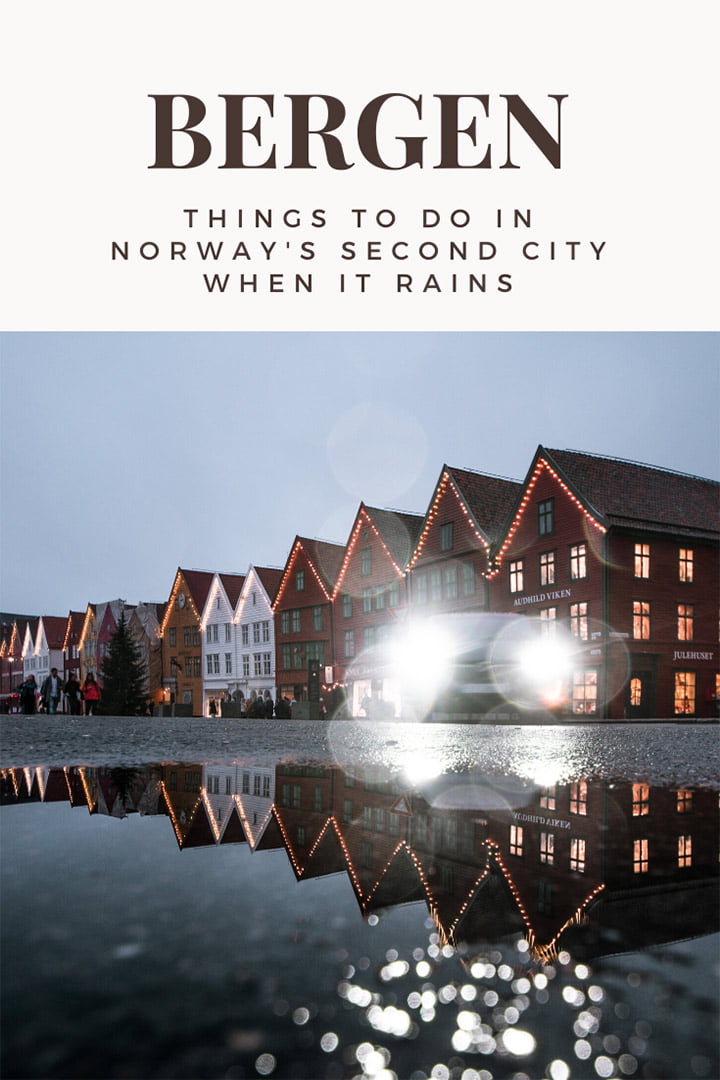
82,673 -> 101,715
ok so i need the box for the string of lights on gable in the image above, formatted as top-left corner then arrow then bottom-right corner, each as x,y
273,541 -> 332,613
489,458 -> 606,577
332,508 -> 404,601
407,472 -> 491,572
159,572 -> 203,638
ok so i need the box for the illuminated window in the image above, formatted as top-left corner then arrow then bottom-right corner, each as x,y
630,677 -> 642,707
360,548 -> 372,576
632,782 -> 649,816
540,607 -> 557,635
440,522 -> 454,551
572,670 -> 597,715
633,838 -> 649,873
679,548 -> 694,583
674,671 -> 696,715
678,834 -> 692,868
540,831 -> 554,865
539,551 -> 556,586
677,604 -> 694,641
344,630 -> 355,657
296,569 -> 305,591
509,559 -> 524,593
633,601 -> 650,640
342,594 -> 352,618
313,606 -> 323,631
570,837 -> 586,872
570,601 -> 589,640
445,565 -> 458,600
362,587 -> 372,613
676,789 -> 693,813
634,543 -> 650,579
540,786 -> 556,810
570,543 -> 587,580
462,562 -> 476,596
509,824 -> 524,856
569,780 -> 588,815
538,499 -> 554,536
430,570 -> 442,602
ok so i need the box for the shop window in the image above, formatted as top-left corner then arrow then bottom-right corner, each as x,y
674,671 -> 696,715
570,601 -> 589,640
570,837 -> 586,873
678,548 -> 694,583
633,838 -> 649,873
510,824 -> 524,856
572,670 -> 597,715
440,522 -> 454,551
634,543 -> 650,579
569,779 -> 588,815
632,782 -> 649,816
509,559 -> 524,594
539,551 -> 556,586
538,499 -> 554,536
570,543 -> 587,580
678,834 -> 692,868
633,600 -> 650,640
677,604 -> 694,641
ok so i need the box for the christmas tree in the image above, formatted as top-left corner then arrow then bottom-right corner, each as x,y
100,612 -> 147,716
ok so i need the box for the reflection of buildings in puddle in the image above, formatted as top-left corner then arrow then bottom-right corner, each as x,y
1,762 -> 718,961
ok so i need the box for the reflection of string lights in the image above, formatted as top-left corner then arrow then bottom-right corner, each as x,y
491,458 -> 606,577
159,781 -> 203,847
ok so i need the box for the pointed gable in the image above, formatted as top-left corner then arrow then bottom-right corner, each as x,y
333,504 -> 424,598
218,572 -> 246,611
274,536 -> 345,611
62,611 -> 85,651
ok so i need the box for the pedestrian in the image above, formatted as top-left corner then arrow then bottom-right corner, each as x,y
64,672 -> 82,715
263,690 -> 274,718
19,674 -> 38,714
40,668 -> 64,715
209,697 -> 217,717
82,672 -> 101,715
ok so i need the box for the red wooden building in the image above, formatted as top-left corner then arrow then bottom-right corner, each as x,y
488,447 -> 719,719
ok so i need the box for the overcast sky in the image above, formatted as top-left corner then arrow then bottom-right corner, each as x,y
1,332 -> 717,617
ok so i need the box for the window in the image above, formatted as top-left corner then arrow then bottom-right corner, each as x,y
539,607 -> 557,635
253,622 -> 260,644
539,551 -> 556,586
263,653 -> 271,675
225,776 -> 232,794
313,606 -> 323,631
633,600 -> 650,640
679,548 -> 694,583
570,543 -> 587,580
212,655 -> 220,674
630,677 -> 642,707
225,623 -> 231,642
414,574 -> 428,604
184,627 -> 191,646
509,559 -> 524,593
388,580 -> 400,606
538,499 -> 554,536
206,654 -> 213,675
676,789 -> 693,813
243,655 -> 250,677
634,543 -> 650,579
184,657 -> 192,677
262,621 -> 270,642
291,610 -> 301,633
254,654 -> 262,676
262,776 -> 270,798
225,653 -> 232,673
343,798 -> 353,824
362,587 -> 372,613
374,586 -> 385,610
440,522 -> 454,551
569,601 -> 589,640
678,834 -> 692,868
313,786 -> 324,812
169,627 -> 176,647
674,671 -> 696,715
540,831 -> 554,865
296,569 -> 305,591
677,604 -> 694,641
363,626 -> 376,649
540,786 -> 556,811
570,837 -> 586,873
462,562 -> 476,596
242,772 -> 249,794
445,565 -> 458,600
242,624 -> 250,646
208,624 -> 219,643
633,838 -> 649,873
430,569 -> 442,602
572,670 -> 597,714
632,783 -> 649,816
342,594 -> 352,618
360,548 -> 372,576
193,628 -> 200,647
569,779 -> 588,815
344,629 -> 355,657
509,825 -> 524,856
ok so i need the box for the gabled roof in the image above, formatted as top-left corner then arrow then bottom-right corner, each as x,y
62,611 -> 86,650
253,566 -> 284,604
363,506 -> 425,568
273,536 -> 346,610
544,447 -> 720,539
41,615 -> 68,650
218,572 -> 246,609
179,569 -> 215,616
446,466 -> 523,544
